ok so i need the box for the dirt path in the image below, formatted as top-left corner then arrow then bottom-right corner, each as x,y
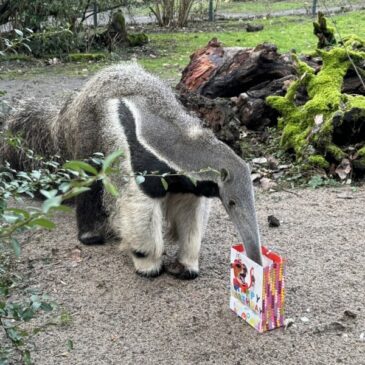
1,75 -> 364,365
17,188 -> 365,365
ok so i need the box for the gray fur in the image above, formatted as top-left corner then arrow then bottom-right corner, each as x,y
1,63 -> 263,277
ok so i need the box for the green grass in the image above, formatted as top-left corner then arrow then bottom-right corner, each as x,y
126,0 -> 365,17
217,0 -> 364,14
218,0 -> 307,14
1,10 -> 364,81
138,10 -> 365,78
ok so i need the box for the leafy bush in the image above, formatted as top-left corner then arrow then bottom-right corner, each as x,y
0,132 -> 123,364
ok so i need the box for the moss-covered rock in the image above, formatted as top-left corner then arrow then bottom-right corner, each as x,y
266,37 -> 365,171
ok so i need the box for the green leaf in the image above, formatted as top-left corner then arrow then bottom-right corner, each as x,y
6,327 -> 23,345
64,187 -> 90,199
17,172 -> 32,181
135,175 -> 145,185
21,308 -> 35,322
2,213 -> 20,224
5,208 -> 30,220
102,150 -> 124,172
23,350 -> 31,365
50,205 -> 72,213
22,43 -> 32,53
63,161 -> 98,175
40,189 -> 58,199
10,238 -> 21,257
103,179 -> 119,196
161,178 -> 168,191
40,302 -> 53,312
42,196 -> 62,213
14,29 -> 23,37
28,218 -> 56,230
59,182 -> 71,193
31,170 -> 41,179
31,295 -> 41,311
67,339 -> 74,351
308,175 -> 323,189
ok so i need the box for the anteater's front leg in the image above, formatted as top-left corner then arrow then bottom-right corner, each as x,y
119,186 -> 165,277
166,194 -> 210,280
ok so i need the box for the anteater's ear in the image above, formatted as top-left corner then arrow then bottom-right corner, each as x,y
220,168 -> 230,182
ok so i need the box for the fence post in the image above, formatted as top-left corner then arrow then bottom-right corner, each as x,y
208,0 -> 214,22
93,1 -> 98,27
312,0 -> 318,16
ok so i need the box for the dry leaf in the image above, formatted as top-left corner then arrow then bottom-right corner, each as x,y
260,177 -> 277,190
252,157 -> 267,165
335,159 -> 352,180
70,247 -> 82,263
251,173 -> 262,182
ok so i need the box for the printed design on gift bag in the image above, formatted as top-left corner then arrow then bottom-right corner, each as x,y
230,249 -> 264,331
231,258 -> 255,293
262,260 -> 285,331
230,244 -> 285,332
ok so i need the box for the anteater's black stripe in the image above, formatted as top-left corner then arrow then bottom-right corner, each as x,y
119,100 -> 219,198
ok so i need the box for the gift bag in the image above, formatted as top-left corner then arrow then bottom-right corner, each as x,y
230,244 -> 285,332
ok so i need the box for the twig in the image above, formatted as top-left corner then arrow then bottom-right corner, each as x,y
272,187 -> 301,197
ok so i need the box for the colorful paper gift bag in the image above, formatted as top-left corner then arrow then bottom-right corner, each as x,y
230,244 -> 285,332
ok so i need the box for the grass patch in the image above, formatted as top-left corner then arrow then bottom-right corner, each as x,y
0,54 -> 35,62
139,10 -> 365,78
218,0 -> 308,14
68,53 -> 107,62
1,10 -> 364,81
217,0 -> 364,14
126,0 -> 365,17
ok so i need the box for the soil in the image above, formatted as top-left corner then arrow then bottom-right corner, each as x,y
1,75 -> 364,365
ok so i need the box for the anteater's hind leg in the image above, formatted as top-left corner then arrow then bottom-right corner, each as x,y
76,180 -> 109,245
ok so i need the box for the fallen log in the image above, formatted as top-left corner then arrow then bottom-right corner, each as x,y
177,36 -> 365,177
177,40 -> 298,142
177,40 -> 296,98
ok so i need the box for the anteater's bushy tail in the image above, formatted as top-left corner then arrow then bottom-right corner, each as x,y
1,100 -> 59,170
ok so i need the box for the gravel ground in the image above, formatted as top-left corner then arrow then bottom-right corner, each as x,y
14,188 -> 365,365
1,75 -> 364,365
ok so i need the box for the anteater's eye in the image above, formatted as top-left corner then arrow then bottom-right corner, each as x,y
229,200 -> 236,208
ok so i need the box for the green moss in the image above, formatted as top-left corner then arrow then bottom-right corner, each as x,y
357,146 -> 365,157
68,53 -> 106,62
266,37 -> 365,170
127,33 -> 149,47
343,34 -> 365,50
111,10 -> 127,37
313,12 -> 336,48
347,94 -> 365,109
308,155 -> 330,168
325,144 -> 346,161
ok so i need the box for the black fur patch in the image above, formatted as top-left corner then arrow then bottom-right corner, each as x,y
132,250 -> 148,258
119,100 -> 219,199
76,180 -> 108,244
